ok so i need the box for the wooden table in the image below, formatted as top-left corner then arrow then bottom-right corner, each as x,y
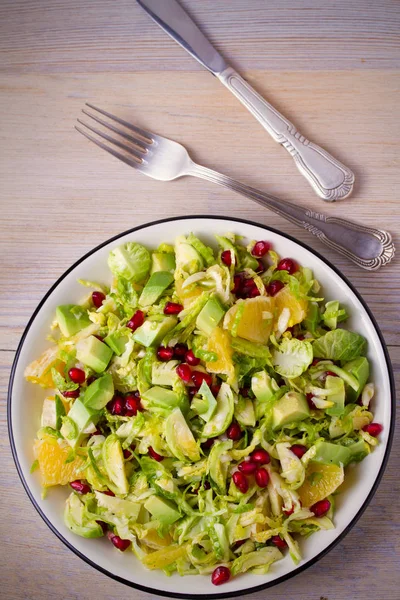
1,1 -> 399,598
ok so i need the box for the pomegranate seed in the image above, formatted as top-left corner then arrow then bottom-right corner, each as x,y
310,499 -> 331,517
185,349 -> 200,366
312,358 -> 321,366
363,422 -> 383,437
70,480 -> 90,494
248,286 -> 261,298
266,280 -> 284,296
233,539 -> 246,550
68,367 -> 86,384
306,393 -> 317,410
111,396 -> 126,416
173,343 -> 188,359
123,449 -> 133,459
92,291 -> 106,308
191,371 -> 212,388
241,278 -> 258,298
296,334 -> 305,340
290,444 -> 307,459
86,375 -> 97,386
227,422 -> 242,441
148,446 -> 164,462
62,389 -> 80,399
239,387 -> 250,397
232,471 -> 249,494
164,302 -> 183,315
157,345 -> 174,361
201,438 -> 216,450
97,521 -> 108,534
103,490 -> 115,497
211,566 -> 231,586
188,387 -> 198,399
91,428 -> 102,436
232,274 -> 243,294
251,449 -> 271,465
238,460 -> 257,475
252,241 -> 271,257
277,258 -> 298,274
94,335 -> 104,342
210,384 -> 221,397
283,506 -> 295,517
176,363 -> 192,383
126,310 -> 144,332
221,250 -> 232,266
107,532 -> 131,552
125,393 -> 142,417
203,480 -> 211,490
255,467 -> 269,488
255,259 -> 265,273
271,535 -> 287,549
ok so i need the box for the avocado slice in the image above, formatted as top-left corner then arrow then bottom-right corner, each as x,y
342,357 -> 370,403
76,335 -> 113,373
151,252 -> 176,274
104,331 -> 129,356
132,316 -> 177,347
251,370 -> 279,420
202,383 -> 234,438
139,271 -> 174,307
56,305 -> 91,337
60,398 -> 99,448
272,391 -> 310,430
141,386 -> 180,413
165,408 -> 200,462
83,373 -> 114,410
151,360 -> 180,387
310,440 -> 351,466
144,495 -> 181,526
325,375 -> 345,416
64,493 -> 104,538
102,434 -> 129,494
196,295 -> 226,336
94,491 -> 140,519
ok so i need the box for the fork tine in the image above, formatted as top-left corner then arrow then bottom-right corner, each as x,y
77,119 -> 144,162
75,125 -> 142,169
85,103 -> 154,144
82,109 -> 149,154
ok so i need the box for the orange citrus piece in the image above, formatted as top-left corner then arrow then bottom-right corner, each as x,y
142,545 -> 187,570
206,327 -> 235,382
34,436 -> 85,487
224,296 -> 275,344
274,286 -> 308,328
297,462 -> 344,507
24,346 -> 65,388
175,278 -> 203,308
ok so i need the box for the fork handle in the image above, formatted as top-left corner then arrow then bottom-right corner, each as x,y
217,67 -> 354,202
187,163 -> 394,271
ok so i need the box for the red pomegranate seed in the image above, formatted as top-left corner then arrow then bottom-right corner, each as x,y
283,506 -> 295,517
324,370 -> 338,379
312,358 -> 321,366
191,371 -> 212,388
157,345 -> 174,362
107,532 -> 131,552
70,480 -> 90,494
227,422 -> 242,441
68,367 -> 86,384
232,471 -> 249,493
176,363 -> 192,383
91,428 -> 102,437
252,241 -> 271,257
210,384 -> 221,397
239,387 -> 249,397
255,467 -> 269,488
189,387 -> 198,400
94,334 -> 104,342
126,310 -> 144,332
255,259 -> 265,273
164,302 -> 183,315
241,279 -> 258,298
238,460 -> 257,475
97,521 -> 108,534
266,280 -> 285,296
290,444 -> 307,459
251,449 -> 271,465
296,334 -> 305,340
103,490 -> 115,497
63,389 -> 80,399
363,422 -> 383,437
185,349 -> 200,366
125,394 -> 142,416
111,396 -> 126,416
173,343 -> 188,359
92,291 -> 106,308
233,539 -> 246,550
203,480 -> 211,490
277,258 -> 297,274
201,438 -> 216,450
306,393 -> 317,410
148,446 -> 164,462
271,535 -> 287,549
232,274 -> 243,294
86,375 -> 97,386
221,250 -> 232,266
211,566 -> 231,586
249,286 -> 261,298
123,449 -> 133,459
311,499 -> 331,517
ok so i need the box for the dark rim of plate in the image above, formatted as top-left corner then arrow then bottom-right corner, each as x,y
7,215 -> 396,599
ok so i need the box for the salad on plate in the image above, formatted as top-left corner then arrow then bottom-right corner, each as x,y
25,233 -> 383,586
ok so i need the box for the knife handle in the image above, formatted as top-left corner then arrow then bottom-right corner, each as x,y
218,67 -> 355,202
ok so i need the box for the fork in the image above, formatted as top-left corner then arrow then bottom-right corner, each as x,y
76,105 -> 394,271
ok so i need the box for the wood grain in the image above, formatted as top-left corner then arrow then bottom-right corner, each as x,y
0,1 -> 399,599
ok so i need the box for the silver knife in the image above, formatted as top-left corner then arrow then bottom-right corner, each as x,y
136,0 -> 355,201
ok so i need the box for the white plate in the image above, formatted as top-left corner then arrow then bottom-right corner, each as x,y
8,216 -> 395,598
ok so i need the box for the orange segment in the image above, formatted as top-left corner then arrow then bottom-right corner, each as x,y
297,462 -> 344,507
224,296 -> 275,344
34,436 -> 85,487
206,327 -> 235,382
274,286 -> 308,328
175,278 -> 203,308
24,346 -> 65,388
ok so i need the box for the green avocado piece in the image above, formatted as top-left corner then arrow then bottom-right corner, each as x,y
141,386 -> 180,414
83,373 -> 114,410
196,295 -> 226,336
151,252 -> 176,274
56,305 -> 91,337
165,408 -> 200,462
132,316 -> 177,347
144,495 -> 181,526
104,331 -> 129,356
94,491 -> 140,519
272,391 -> 310,430
325,375 -> 345,416
251,370 -> 279,420
60,398 -> 99,448
202,383 -> 234,438
342,357 -> 370,403
139,271 -> 174,307
311,440 -> 351,466
64,493 -> 104,538
151,360 -> 179,387
102,434 -> 129,494
76,335 -> 113,373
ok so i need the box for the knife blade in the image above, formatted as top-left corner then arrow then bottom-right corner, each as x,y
136,0 -> 355,201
